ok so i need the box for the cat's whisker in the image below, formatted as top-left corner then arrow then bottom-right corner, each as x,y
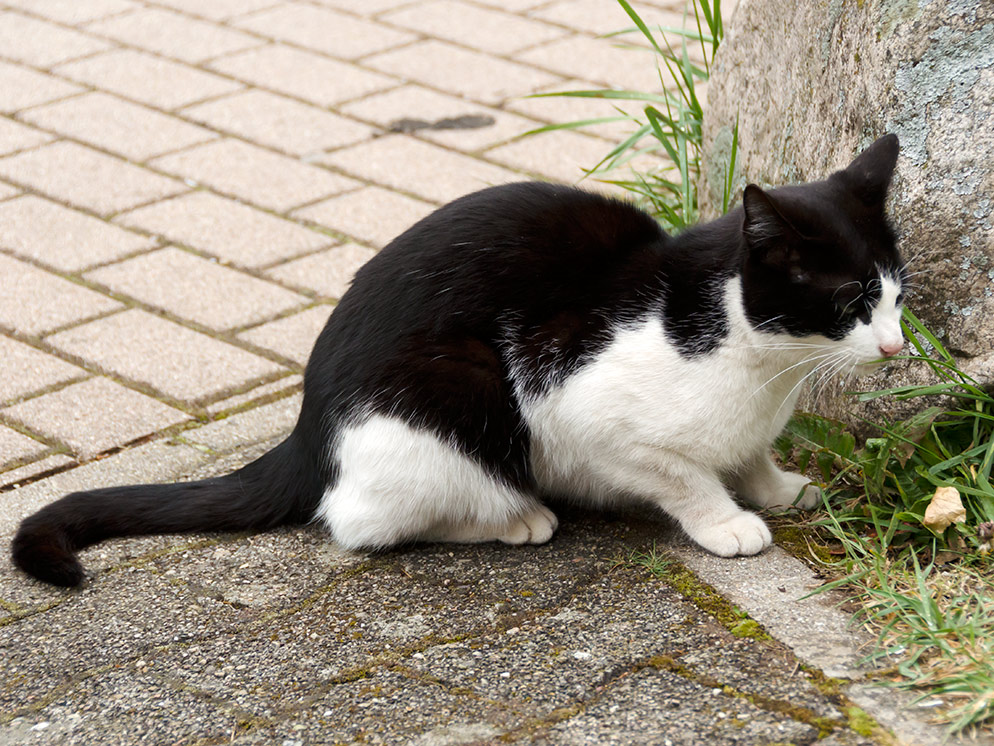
772,349 -> 853,421
748,350 -> 838,401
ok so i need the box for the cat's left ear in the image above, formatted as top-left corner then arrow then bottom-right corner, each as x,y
742,184 -> 806,280
839,134 -> 899,206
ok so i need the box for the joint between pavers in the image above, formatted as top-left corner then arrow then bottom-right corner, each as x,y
0,412 -> 69,457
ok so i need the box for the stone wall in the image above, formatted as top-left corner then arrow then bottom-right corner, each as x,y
700,0 -> 994,422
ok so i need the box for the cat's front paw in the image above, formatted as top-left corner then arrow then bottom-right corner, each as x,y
767,472 -> 821,510
499,505 -> 559,545
691,512 -> 772,557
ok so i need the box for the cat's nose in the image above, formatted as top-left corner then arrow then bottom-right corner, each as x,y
878,340 -> 904,357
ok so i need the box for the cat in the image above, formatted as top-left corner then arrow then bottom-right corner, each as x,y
12,134 -> 905,588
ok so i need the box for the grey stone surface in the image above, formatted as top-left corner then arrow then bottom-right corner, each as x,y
0,413 -> 965,744
700,0 -> 994,422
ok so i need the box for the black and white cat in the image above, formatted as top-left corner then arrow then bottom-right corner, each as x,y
12,135 -> 905,587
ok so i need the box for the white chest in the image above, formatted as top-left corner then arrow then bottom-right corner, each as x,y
520,314 -> 810,501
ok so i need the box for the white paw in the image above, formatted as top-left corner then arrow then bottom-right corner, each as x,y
691,512 -> 772,557
499,505 -> 559,545
765,472 -> 821,510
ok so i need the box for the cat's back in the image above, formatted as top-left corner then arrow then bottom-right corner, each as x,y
357,181 -> 663,290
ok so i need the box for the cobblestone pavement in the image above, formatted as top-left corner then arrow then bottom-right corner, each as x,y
0,0 -> 691,485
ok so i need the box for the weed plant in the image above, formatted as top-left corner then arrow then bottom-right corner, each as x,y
527,0 -> 735,232
776,314 -> 994,733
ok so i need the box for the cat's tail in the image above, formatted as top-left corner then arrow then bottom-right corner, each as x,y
11,433 -> 324,588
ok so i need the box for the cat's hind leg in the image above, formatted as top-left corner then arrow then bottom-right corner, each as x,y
316,414 -> 555,549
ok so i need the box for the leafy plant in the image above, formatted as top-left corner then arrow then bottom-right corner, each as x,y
776,309 -> 994,733
777,308 -> 994,552
526,0 -> 736,231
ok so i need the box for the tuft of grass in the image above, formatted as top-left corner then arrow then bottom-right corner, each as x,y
525,0 -> 736,232
777,310 -> 994,734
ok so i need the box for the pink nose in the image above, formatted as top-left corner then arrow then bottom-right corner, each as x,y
878,341 -> 904,357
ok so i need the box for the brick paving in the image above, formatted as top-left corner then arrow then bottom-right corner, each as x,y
0,0 -> 700,488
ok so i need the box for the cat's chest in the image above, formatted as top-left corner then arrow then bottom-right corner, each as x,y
520,316 -> 805,485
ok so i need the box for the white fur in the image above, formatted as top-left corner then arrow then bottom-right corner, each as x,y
316,274 -> 903,557
315,414 -> 555,548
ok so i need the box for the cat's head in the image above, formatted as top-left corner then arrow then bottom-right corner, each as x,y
739,134 -> 905,369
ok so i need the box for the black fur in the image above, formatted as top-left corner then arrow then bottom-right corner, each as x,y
11,136 -> 903,587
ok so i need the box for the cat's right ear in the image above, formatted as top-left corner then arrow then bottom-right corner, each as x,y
742,185 -> 804,277
742,184 -> 796,246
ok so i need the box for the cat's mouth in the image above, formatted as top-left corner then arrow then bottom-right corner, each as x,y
852,357 -> 890,377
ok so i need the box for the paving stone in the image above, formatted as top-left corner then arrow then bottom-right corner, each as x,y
209,44 -> 398,108
0,60 -> 83,114
2,0 -> 138,24
4,669 -> 236,746
0,335 -> 86,405
519,35 -> 668,91
293,185 -> 435,248
0,195 -> 155,272
474,0 -> 548,10
86,7 -> 263,64
0,454 -> 75,489
0,567 -> 244,712
365,40 -> 562,106
321,135 -> 520,203
145,0 -> 277,21
0,118 -> 54,155
85,247 -> 308,331
486,127 -> 618,183
229,670 -> 530,745
1,377 -> 188,459
239,306 -> 331,365
0,426 -> 49,469
116,191 -> 330,268
182,392 -> 303,452
207,373 -> 302,415
48,309 -> 286,404
0,11 -> 113,68
0,253 -> 122,336
266,244 -> 375,299
235,4 -> 416,60
54,49 -> 244,110
382,0 -> 567,55
182,89 -> 373,157
21,92 -> 217,162
530,0 -> 686,37
312,0 -> 421,14
0,141 -> 187,216
150,139 -> 360,212
340,84 -> 538,153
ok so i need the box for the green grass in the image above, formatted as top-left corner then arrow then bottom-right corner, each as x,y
776,314 -> 994,734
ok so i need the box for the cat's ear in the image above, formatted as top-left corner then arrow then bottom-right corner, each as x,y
840,134 -> 899,206
742,184 -> 798,246
742,185 -> 805,279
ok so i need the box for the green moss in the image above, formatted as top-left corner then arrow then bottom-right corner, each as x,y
772,524 -> 832,565
730,619 -> 762,638
656,560 -> 773,642
846,706 -> 877,737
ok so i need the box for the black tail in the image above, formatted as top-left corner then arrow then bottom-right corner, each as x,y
11,433 -> 324,587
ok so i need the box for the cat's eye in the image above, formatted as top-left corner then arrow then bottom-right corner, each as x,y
896,292 -> 905,306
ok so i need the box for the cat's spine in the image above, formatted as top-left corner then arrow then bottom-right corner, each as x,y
11,433 -> 323,587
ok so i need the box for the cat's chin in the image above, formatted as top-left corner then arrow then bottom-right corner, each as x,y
852,359 -> 888,377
